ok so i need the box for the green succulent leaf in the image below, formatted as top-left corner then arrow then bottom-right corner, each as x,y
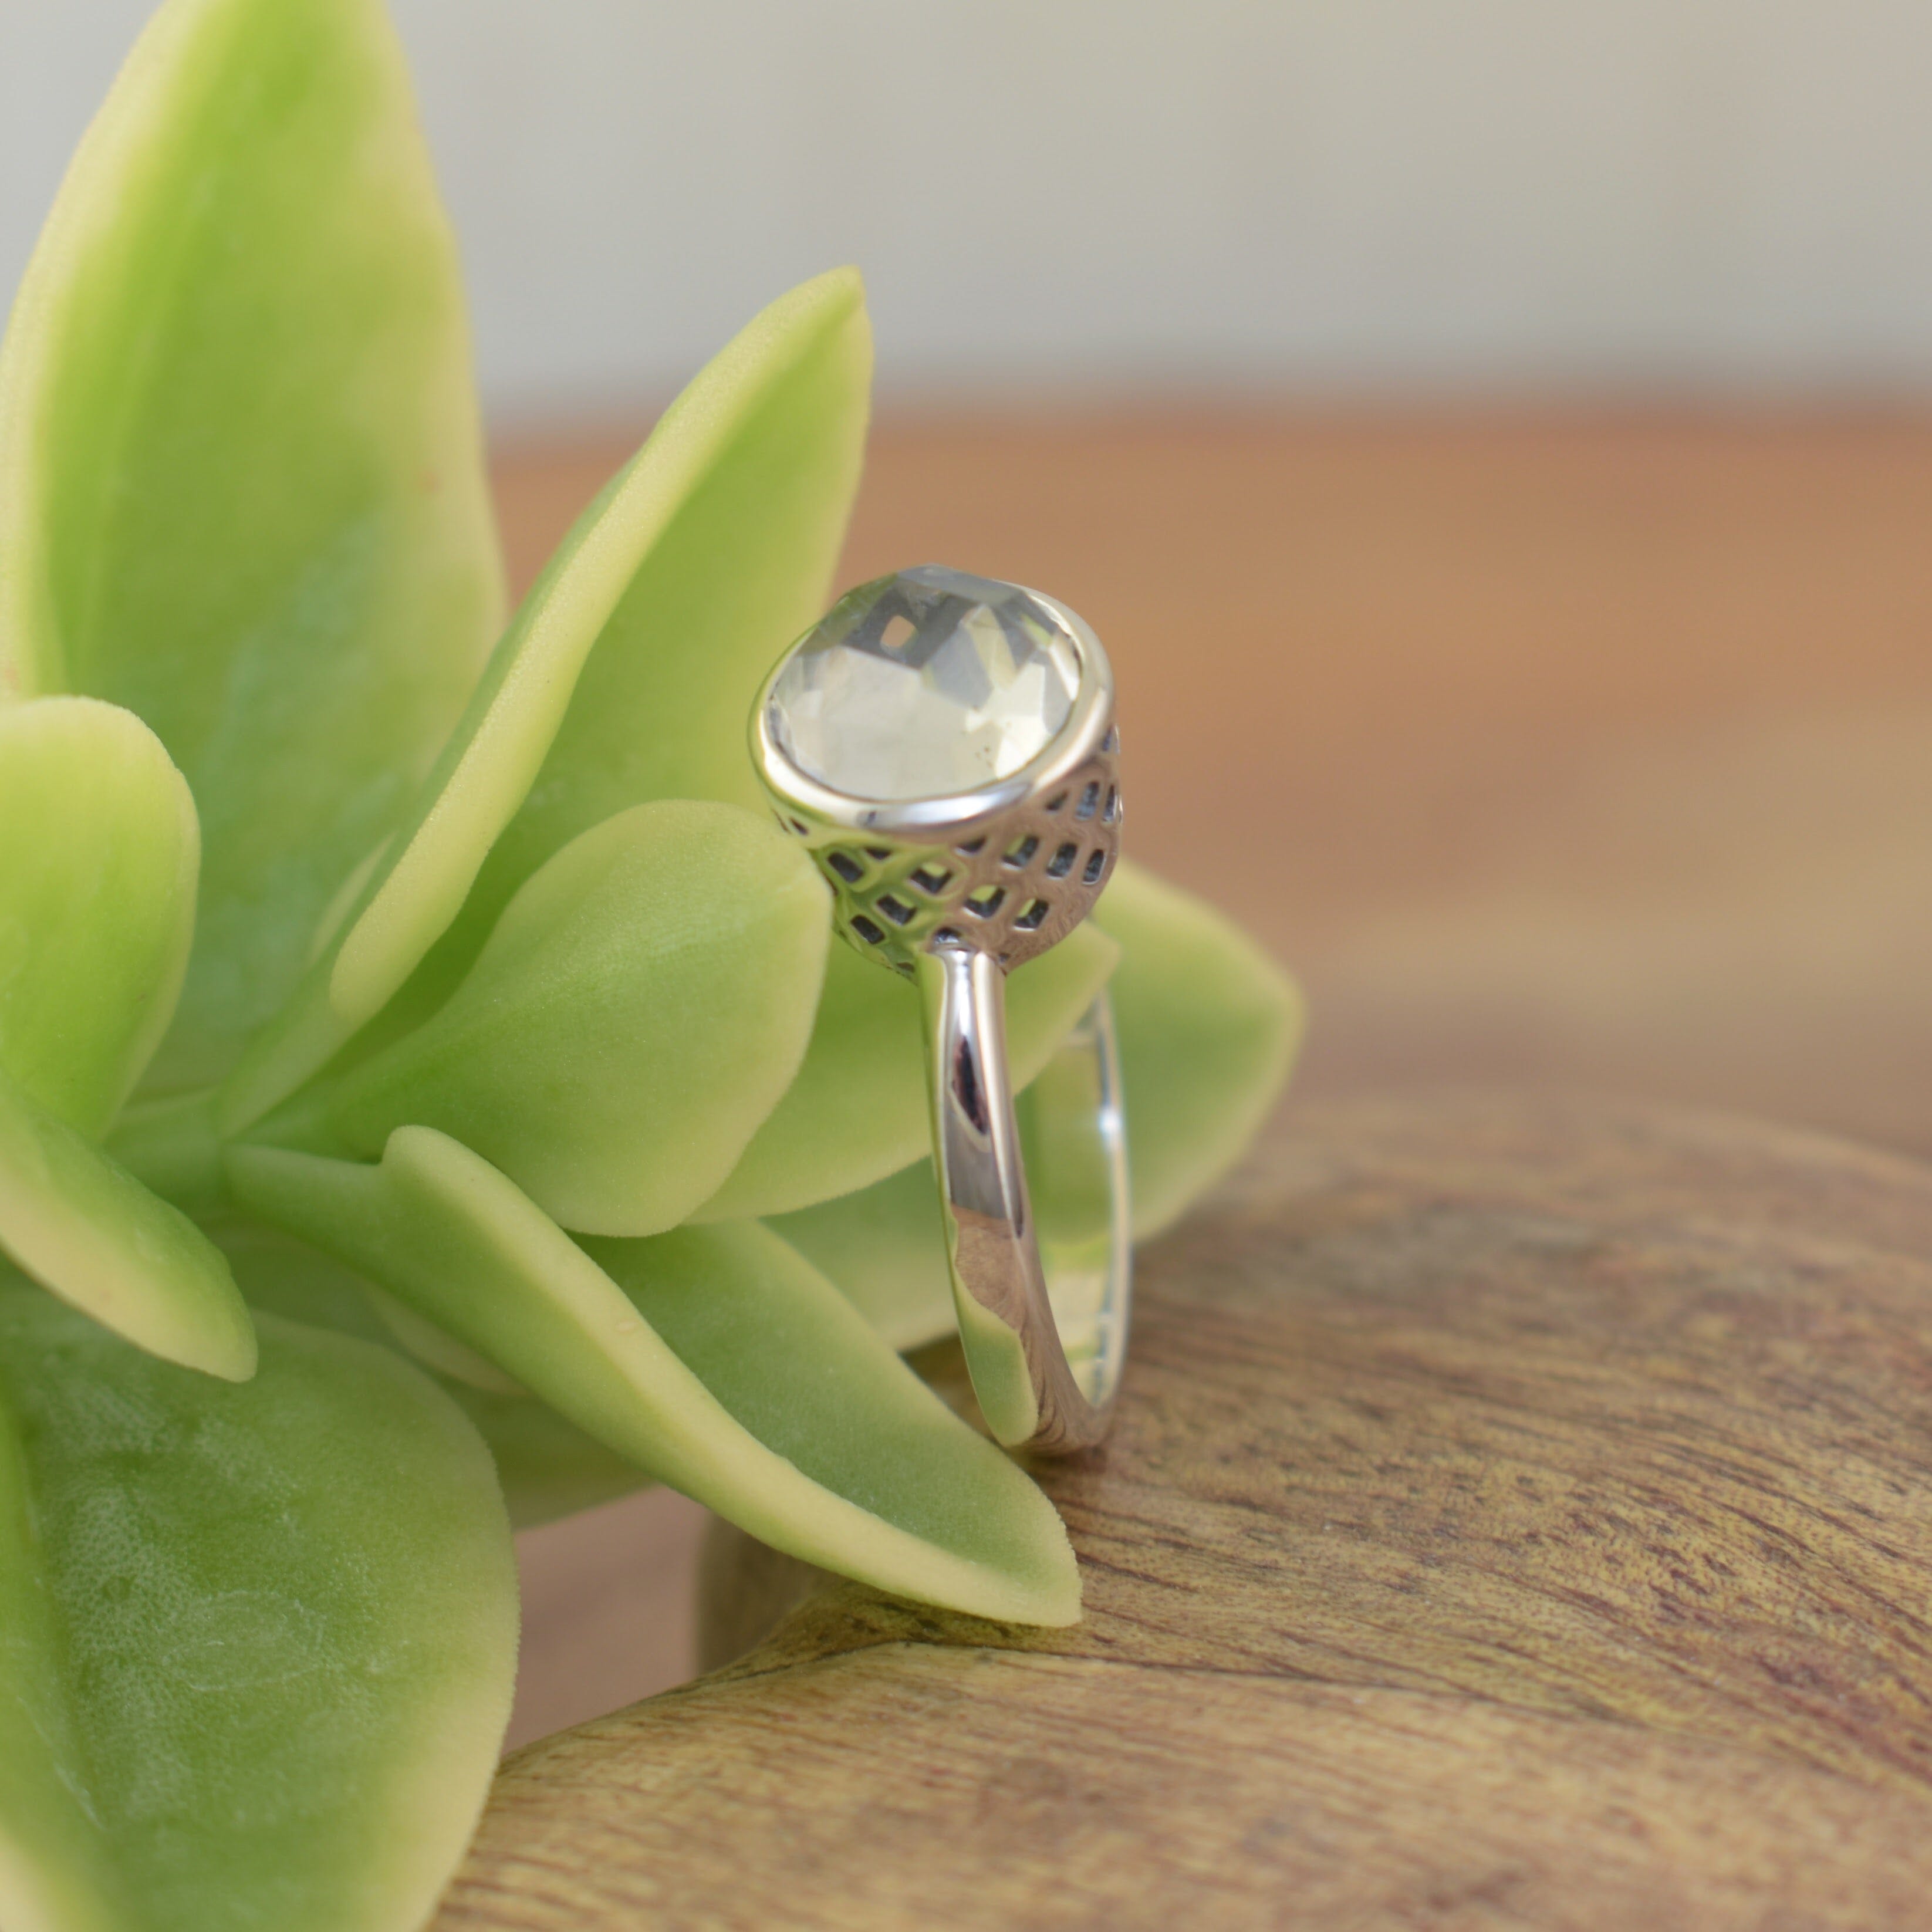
361,1286 -> 528,1396
440,1379 -> 651,1529
0,1382 -> 112,1932
769,1156 -> 954,1352
1100,858 -> 1304,1237
0,0 -> 505,1091
0,1279 -> 517,1932
214,1216 -> 648,1528
0,1063 -> 252,1381
585,1221 -> 1075,1615
228,1127 -> 1079,1626
102,1091 -> 225,1222
327,800 -> 830,1237
0,699 -> 196,1137
221,267 -> 871,1134
695,923 -> 1120,1224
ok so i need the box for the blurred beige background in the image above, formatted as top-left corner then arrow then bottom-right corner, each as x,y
9,2 -> 1932,1748
9,2 -> 1932,411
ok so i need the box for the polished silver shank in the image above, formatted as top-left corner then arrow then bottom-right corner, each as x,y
918,947 -> 1130,1451
751,565 -> 1133,1454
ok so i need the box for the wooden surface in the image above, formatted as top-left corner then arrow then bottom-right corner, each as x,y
491,414 -> 1932,1750
444,1094 -> 1932,1929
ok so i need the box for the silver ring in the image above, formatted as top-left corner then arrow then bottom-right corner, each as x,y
751,565 -> 1131,1453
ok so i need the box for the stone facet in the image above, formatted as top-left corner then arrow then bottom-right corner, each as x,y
768,566 -> 1082,801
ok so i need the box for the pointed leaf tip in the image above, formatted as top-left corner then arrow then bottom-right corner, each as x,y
0,698 -> 198,1139
0,1065 -> 255,1382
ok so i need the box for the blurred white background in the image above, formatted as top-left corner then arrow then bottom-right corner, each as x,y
5,0 -> 1931,419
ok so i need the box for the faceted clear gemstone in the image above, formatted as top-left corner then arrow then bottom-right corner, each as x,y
768,565 -> 1082,801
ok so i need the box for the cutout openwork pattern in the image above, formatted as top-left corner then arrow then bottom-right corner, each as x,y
775,734 -> 1124,972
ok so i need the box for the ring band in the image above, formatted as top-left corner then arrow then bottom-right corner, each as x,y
921,950 -> 1129,1451
751,565 -> 1133,1453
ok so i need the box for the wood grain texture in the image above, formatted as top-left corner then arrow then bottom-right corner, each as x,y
438,1093 -> 1932,1930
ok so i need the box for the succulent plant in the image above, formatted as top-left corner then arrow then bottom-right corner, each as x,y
0,0 -> 1302,1926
